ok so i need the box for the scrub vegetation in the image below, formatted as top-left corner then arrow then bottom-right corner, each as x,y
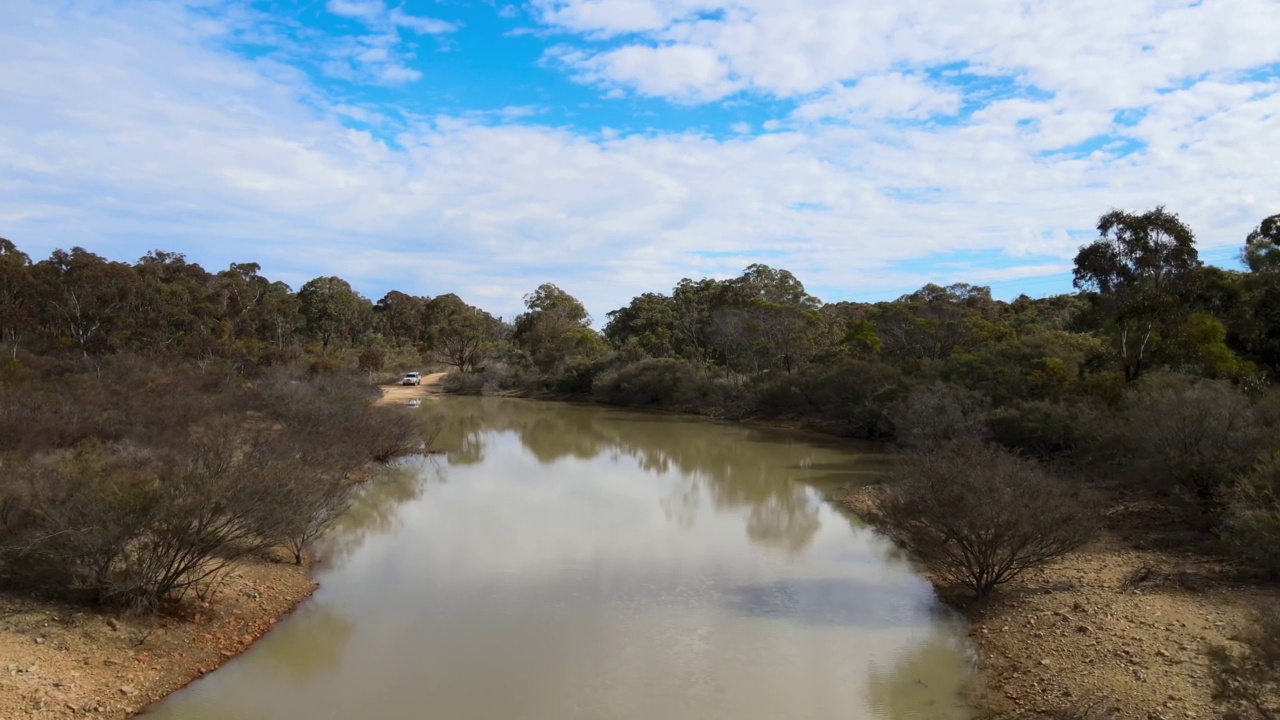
4,207 -> 1280,714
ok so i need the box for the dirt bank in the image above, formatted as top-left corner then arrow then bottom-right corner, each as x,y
832,483 -> 1280,719
0,551 -> 316,720
377,372 -> 445,406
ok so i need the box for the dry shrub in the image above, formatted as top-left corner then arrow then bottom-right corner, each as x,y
871,441 -> 1096,599
890,382 -> 989,449
1209,608 -> 1280,720
1222,452 -> 1280,576
1123,376 -> 1258,514
0,363 -> 427,609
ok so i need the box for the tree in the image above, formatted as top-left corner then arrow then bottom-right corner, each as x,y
373,290 -> 427,346
130,250 -> 219,355
297,276 -> 366,353
0,238 -> 34,359
422,293 -> 505,372
603,292 -> 678,358
513,283 -> 602,370
871,441 -> 1096,599
1243,214 -> 1280,273
213,262 -> 301,360
1073,206 -> 1201,382
1240,216 -> 1280,373
35,248 -> 139,358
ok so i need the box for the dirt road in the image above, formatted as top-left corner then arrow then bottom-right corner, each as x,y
377,372 -> 446,405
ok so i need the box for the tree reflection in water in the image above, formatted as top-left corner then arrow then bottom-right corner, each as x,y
315,458 -> 445,569
419,397 -> 888,554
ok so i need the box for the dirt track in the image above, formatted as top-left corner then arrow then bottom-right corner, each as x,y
376,372 -> 445,405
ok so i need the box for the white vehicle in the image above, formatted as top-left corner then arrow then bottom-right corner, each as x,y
401,372 -> 422,386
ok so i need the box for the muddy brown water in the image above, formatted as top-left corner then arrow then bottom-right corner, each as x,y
142,397 -> 974,720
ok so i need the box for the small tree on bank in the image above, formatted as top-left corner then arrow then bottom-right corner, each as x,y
872,441 -> 1096,600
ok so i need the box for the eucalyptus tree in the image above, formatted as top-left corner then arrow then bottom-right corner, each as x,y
1073,206 -> 1201,382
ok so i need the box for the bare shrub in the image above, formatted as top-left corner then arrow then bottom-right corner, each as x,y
1,422 -> 287,610
440,364 -> 525,396
871,441 -> 1096,599
1208,608 -> 1280,720
441,370 -> 486,394
1123,376 -> 1258,514
890,382 -> 989,449
0,365 -> 416,608
1222,452 -> 1280,576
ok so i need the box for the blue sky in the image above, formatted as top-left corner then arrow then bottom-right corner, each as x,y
1,0 -> 1278,320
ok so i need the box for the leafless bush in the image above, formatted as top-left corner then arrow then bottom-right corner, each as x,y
1123,376 -> 1258,514
0,365 -> 417,609
890,382 -> 989,450
0,423 -> 285,610
870,441 -> 1096,599
1209,608 -> 1280,720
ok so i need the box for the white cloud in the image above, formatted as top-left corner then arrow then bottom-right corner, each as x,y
532,0 -> 1280,106
317,0 -> 456,84
327,0 -> 455,34
0,0 -> 1277,321
550,43 -> 742,102
794,74 -> 962,122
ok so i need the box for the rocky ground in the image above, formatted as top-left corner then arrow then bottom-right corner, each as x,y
0,551 -> 315,720
833,484 -> 1280,719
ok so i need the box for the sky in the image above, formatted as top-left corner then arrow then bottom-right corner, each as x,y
1,0 -> 1278,320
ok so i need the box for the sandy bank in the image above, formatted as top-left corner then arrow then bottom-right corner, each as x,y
0,553 -> 316,719
832,483 -> 1280,719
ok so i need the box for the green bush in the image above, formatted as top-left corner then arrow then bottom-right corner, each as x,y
749,359 -> 903,438
1222,453 -> 1280,576
987,400 -> 1090,459
593,358 -> 729,410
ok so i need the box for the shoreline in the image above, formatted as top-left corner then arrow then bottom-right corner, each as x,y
9,385 -> 1274,718
0,381 -> 443,720
831,483 -> 1280,719
0,552 -> 318,720
450,385 -> 1280,718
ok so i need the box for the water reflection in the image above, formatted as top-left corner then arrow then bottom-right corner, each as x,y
422,398 -> 879,554
315,459 -> 441,569
144,397 -> 973,720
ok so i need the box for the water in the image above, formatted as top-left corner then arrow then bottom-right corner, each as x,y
143,397 -> 973,720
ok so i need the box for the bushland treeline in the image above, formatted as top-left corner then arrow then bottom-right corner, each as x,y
3,209 -> 1279,712
0,241 -> 431,611
4,211 -> 1280,535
